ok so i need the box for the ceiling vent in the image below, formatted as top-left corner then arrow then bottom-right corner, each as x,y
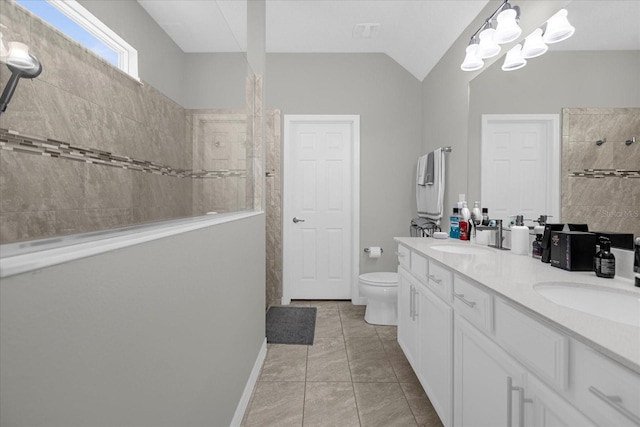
352,23 -> 381,39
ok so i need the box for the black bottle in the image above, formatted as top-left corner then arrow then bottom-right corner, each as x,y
481,208 -> 489,226
594,237 -> 615,278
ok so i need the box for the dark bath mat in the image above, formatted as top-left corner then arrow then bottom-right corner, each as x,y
266,306 -> 317,345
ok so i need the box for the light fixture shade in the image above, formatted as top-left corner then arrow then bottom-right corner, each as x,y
543,9 -> 575,44
461,43 -> 484,71
522,28 -> 548,58
0,33 -> 8,61
477,28 -> 501,59
494,8 -> 522,44
502,43 -> 527,71
6,41 -> 35,69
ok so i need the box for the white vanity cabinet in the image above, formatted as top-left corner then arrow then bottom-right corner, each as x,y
398,265 -> 420,369
397,245 -> 453,426
418,282 -> 453,427
395,240 -> 632,427
454,315 -> 526,427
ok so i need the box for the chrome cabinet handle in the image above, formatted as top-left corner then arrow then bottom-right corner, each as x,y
589,386 -> 640,425
507,376 -> 531,427
412,287 -> 419,319
428,274 -> 442,284
454,293 -> 477,308
395,251 -> 405,257
292,217 -> 305,223
409,285 -> 414,319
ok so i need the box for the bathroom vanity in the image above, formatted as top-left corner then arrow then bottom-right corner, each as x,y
395,237 -> 640,427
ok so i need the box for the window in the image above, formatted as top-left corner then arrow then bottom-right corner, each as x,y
15,0 -> 138,79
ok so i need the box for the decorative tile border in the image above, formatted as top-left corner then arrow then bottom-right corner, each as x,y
568,169 -> 640,178
0,128 -> 246,179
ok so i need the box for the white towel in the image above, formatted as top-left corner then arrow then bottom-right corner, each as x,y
416,148 -> 445,222
425,151 -> 434,185
416,154 -> 428,186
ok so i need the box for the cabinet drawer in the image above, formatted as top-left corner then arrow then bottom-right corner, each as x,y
573,342 -> 640,427
426,260 -> 452,303
397,244 -> 410,270
495,299 -> 568,390
453,275 -> 492,333
411,251 -> 427,282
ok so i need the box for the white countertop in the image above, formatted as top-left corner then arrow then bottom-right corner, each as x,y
395,237 -> 640,373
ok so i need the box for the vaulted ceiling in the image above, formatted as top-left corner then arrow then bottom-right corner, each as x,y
137,0 -> 640,81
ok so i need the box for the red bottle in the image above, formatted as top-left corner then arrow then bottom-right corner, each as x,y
459,220 -> 469,240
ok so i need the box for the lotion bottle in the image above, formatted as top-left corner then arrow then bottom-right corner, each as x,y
594,236 -> 615,278
510,215 -> 530,255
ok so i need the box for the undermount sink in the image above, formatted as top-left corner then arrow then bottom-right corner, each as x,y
534,282 -> 640,327
430,244 -> 494,255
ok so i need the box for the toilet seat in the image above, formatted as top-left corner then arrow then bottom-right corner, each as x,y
359,272 -> 398,287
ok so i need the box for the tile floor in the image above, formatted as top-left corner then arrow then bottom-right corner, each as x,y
241,301 -> 444,427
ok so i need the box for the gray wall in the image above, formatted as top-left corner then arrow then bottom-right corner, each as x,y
466,50 -> 640,203
182,53 -> 248,109
0,214 -> 266,427
266,53 -> 422,273
421,0 -> 571,229
78,0 -> 186,105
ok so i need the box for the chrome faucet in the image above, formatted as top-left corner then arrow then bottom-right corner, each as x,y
477,219 -> 509,250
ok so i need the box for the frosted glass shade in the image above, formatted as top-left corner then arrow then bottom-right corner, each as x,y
494,8 -> 522,44
502,43 -> 527,71
543,9 -> 575,44
6,41 -> 35,69
522,28 -> 548,58
461,43 -> 484,71
477,28 -> 501,59
0,33 -> 8,61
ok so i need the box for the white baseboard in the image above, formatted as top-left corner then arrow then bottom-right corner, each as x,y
229,338 -> 267,427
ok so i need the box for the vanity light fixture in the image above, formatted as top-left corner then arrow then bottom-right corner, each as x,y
501,43 -> 527,71
500,8 -> 575,71
463,3 -> 576,73
521,28 -> 548,59
461,41 -> 484,71
461,0 -> 520,71
542,9 -> 575,44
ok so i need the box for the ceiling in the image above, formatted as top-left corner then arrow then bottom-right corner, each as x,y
137,0 -> 640,81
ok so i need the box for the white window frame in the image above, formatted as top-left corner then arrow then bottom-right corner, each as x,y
40,0 -> 139,80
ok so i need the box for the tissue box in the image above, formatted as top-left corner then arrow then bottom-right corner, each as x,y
550,231 -> 597,271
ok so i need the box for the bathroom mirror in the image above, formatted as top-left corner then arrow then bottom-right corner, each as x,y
467,0 -> 639,238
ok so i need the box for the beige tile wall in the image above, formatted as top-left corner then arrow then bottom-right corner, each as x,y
562,108 -> 640,235
0,0 -> 260,244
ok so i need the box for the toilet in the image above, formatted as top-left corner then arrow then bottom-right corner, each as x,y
359,272 -> 398,326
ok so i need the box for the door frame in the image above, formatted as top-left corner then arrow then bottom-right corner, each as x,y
481,114 -> 560,222
282,115 -> 360,304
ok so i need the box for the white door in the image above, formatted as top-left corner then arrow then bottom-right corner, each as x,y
481,115 -> 560,224
283,115 -> 359,303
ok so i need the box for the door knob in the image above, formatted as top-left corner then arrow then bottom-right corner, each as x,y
292,217 -> 305,224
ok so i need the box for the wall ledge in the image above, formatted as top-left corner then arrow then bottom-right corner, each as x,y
0,211 -> 263,278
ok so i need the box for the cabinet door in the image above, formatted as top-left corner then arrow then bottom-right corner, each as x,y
418,285 -> 453,427
398,266 -> 419,369
526,375 -> 595,427
454,316 -> 525,427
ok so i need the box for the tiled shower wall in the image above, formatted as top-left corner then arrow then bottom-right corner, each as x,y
0,0 -> 258,244
562,108 -> 640,235
265,110 -> 282,307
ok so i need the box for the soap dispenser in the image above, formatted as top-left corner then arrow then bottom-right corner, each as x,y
532,225 -> 544,259
510,215 -> 530,255
594,236 -> 615,278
